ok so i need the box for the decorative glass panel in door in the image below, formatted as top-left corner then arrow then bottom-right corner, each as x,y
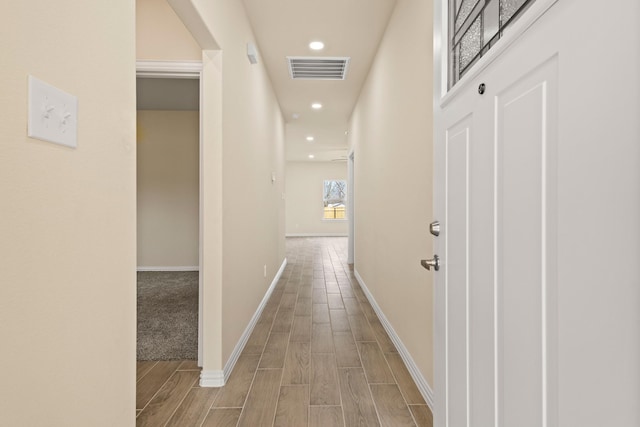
449,0 -> 535,88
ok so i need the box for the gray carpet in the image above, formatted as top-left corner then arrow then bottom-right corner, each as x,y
137,271 -> 198,361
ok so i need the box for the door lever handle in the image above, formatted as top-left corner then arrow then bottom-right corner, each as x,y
421,255 -> 440,271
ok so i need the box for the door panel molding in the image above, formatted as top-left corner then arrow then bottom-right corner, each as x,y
444,118 -> 471,427
494,56 -> 558,427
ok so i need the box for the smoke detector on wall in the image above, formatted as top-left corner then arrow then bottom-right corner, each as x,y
247,43 -> 259,64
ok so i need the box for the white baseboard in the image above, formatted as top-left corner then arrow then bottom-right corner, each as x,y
199,370 -> 224,387
286,233 -> 348,237
137,266 -> 199,272
354,269 -> 435,410
221,257 -> 288,384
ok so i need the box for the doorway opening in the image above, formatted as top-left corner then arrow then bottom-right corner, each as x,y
136,62 -> 203,364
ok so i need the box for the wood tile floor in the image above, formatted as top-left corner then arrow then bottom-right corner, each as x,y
137,237 -> 433,427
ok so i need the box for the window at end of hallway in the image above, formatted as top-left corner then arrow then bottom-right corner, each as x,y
323,179 -> 347,220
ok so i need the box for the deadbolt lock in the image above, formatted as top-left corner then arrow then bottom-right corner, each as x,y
430,221 -> 440,237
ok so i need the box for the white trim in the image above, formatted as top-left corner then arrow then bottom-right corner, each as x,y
136,60 -> 203,79
196,59 -> 204,367
136,266 -> 199,272
135,60 -> 205,366
199,370 -> 225,387
221,258 -> 288,384
354,269 -> 435,410
286,233 -> 348,237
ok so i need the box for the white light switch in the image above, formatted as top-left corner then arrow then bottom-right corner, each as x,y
28,75 -> 78,148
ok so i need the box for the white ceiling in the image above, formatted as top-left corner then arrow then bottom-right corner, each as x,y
242,0 -> 398,162
137,77 -> 199,111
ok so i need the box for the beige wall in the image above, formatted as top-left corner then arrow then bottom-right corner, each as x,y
137,111 -> 199,268
349,0 -> 434,386
210,1 -> 285,367
213,4 -> 286,366
0,0 -> 136,425
136,0 -> 201,60
286,161 -> 348,236
173,0 -> 286,369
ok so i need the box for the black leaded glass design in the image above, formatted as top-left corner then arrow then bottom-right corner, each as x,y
456,0 -> 482,31
449,0 -> 534,88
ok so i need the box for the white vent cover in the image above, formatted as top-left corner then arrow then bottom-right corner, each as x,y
287,57 -> 350,80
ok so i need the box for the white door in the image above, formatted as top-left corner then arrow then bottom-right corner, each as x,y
432,1 -> 640,426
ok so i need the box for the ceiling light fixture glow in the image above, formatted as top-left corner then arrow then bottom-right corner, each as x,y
309,41 -> 325,50
311,103 -> 322,110
306,136 -> 314,141
308,154 -> 315,159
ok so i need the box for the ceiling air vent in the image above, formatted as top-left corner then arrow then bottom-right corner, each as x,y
287,56 -> 351,80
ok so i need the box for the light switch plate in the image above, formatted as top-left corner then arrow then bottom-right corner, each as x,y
28,75 -> 78,148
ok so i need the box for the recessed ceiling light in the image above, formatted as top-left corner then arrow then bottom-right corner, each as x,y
306,136 -> 314,141
308,154 -> 315,159
311,103 -> 322,110
309,41 -> 324,50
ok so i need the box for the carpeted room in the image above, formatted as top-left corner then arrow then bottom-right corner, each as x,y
137,271 -> 198,360
136,78 -> 200,362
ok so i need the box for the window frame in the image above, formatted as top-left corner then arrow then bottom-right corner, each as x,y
322,179 -> 348,221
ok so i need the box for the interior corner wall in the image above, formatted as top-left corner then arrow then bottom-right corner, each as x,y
0,1 -> 136,425
136,0 -> 201,60
137,110 -> 199,269
286,161 -> 349,236
189,0 -> 286,368
348,0 -> 435,386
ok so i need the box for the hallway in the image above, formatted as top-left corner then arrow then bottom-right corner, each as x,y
136,237 -> 432,426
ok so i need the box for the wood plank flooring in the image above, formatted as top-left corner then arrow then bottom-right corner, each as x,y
136,237 -> 433,427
